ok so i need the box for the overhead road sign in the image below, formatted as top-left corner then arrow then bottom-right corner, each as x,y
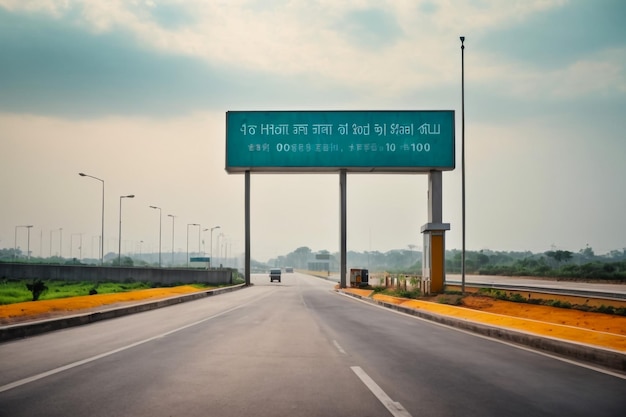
226,110 -> 455,173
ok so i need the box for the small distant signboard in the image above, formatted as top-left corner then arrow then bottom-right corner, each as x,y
190,257 -> 210,263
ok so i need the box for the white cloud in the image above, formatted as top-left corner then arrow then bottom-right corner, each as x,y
0,0 -> 570,96
470,46 -> 626,100
551,48 -> 626,97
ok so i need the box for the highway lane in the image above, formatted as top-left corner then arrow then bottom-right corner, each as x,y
0,272 -> 625,416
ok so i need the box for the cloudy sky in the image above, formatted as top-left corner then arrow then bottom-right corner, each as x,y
1,0 -> 625,263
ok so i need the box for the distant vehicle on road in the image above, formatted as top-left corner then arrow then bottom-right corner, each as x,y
285,267 -> 293,273
270,268 -> 282,283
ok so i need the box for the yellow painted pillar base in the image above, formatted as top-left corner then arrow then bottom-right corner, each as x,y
429,233 -> 445,293
421,223 -> 450,295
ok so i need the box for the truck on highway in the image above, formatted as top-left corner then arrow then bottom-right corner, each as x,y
269,268 -> 282,283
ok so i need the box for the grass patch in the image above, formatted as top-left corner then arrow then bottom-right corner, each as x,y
370,286 -> 421,299
0,280 -> 153,305
436,294 -> 463,306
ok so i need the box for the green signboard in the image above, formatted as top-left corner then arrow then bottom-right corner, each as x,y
190,257 -> 210,262
226,110 -> 455,173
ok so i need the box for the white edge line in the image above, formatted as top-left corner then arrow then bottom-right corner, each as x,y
333,339 -> 346,355
0,299 -> 259,394
336,291 -> 626,381
351,366 -> 412,417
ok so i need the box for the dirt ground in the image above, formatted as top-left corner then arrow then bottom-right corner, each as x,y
460,295 -> 626,336
0,285 -> 205,325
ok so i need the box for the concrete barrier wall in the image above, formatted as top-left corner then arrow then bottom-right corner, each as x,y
0,263 -> 234,285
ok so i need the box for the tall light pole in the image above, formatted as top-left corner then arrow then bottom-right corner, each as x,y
71,233 -> 83,260
118,194 -> 135,265
216,232 -> 224,267
197,223 -> 201,258
460,36 -> 466,294
168,214 -> 176,266
79,173 -> 105,265
149,205 -> 162,267
186,223 -> 199,267
209,226 -> 220,268
50,228 -> 63,258
26,225 -> 33,261
14,225 -> 34,261
14,226 -> 20,260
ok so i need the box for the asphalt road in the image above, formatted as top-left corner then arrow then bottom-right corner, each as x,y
0,272 -> 624,417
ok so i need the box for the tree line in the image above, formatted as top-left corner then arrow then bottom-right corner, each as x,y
269,245 -> 626,281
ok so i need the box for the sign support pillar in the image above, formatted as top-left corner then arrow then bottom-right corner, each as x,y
245,170 -> 251,286
421,170 -> 450,293
339,169 -> 347,288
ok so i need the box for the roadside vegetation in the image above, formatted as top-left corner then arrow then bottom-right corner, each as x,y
470,288 -> 626,317
364,285 -> 626,317
0,279 -> 214,305
446,248 -> 626,281
265,245 -> 626,282
4,244 -> 626,282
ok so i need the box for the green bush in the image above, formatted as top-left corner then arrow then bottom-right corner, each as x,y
26,279 -> 48,301
547,300 -> 572,309
395,289 -> 421,299
509,293 -> 526,303
596,305 -> 615,315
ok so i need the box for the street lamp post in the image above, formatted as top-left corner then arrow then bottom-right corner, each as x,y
71,233 -> 83,260
118,194 -> 135,265
216,232 -> 224,267
149,205 -> 162,267
460,36 -> 466,294
186,223 -> 199,267
168,214 -> 176,266
222,236 -> 228,268
79,173 -> 105,265
209,226 -> 220,268
203,228 -> 209,255
14,225 -> 34,261
26,225 -> 33,261
197,224 -> 201,258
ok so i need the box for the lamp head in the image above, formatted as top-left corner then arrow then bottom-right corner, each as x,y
79,172 -> 86,177
460,36 -> 465,42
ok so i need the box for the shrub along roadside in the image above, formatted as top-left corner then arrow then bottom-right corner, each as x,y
371,285 -> 422,299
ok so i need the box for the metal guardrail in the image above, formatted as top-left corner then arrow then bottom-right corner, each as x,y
445,280 -> 626,301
